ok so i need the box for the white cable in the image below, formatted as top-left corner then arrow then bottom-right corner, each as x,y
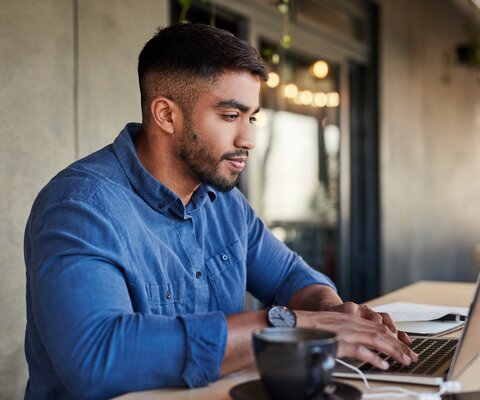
335,358 -> 461,399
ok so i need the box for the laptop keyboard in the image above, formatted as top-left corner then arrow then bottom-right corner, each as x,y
360,337 -> 458,375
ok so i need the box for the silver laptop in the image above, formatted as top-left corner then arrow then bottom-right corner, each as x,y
334,275 -> 480,385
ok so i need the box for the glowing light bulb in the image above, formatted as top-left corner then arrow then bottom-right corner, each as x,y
266,72 -> 280,88
283,83 -> 298,99
326,92 -> 340,107
299,90 -> 313,105
314,92 -> 327,107
311,61 -> 329,79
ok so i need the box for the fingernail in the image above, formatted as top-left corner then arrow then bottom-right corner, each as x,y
381,360 -> 389,370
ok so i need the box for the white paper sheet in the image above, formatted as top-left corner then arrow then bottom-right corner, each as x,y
393,320 -> 463,335
372,302 -> 469,322
372,302 -> 469,336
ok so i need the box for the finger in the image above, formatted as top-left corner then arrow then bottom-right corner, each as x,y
379,312 -> 398,335
302,311 -> 417,363
373,325 -> 418,363
337,341 -> 390,370
357,305 -> 384,324
370,312 -> 414,350
342,325 -> 417,365
397,330 -> 413,347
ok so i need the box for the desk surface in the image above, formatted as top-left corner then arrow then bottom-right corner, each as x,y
115,281 -> 478,400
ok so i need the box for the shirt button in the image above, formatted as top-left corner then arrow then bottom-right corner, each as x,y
166,290 -> 172,300
195,271 -> 202,279
221,254 -> 228,261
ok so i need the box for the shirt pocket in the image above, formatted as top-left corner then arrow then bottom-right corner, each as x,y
145,280 -> 186,316
205,240 -> 246,315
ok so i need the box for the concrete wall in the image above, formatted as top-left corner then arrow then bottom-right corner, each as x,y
0,1 -> 167,398
378,0 -> 480,292
1,2 -> 74,398
77,0 -> 167,157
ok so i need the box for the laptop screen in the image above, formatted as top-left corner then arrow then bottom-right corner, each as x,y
448,275 -> 480,380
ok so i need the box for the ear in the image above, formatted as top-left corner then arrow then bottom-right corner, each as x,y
150,97 -> 183,134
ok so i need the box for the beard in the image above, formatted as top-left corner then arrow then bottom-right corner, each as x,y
175,116 -> 248,192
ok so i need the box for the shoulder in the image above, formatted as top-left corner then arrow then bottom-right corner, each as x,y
31,144 -> 128,214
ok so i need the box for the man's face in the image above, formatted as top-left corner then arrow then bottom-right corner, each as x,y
174,72 -> 261,192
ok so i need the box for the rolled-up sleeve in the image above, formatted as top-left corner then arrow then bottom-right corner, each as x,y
26,195 -> 227,399
179,313 -> 227,387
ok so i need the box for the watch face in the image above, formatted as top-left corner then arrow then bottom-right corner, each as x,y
268,306 -> 297,328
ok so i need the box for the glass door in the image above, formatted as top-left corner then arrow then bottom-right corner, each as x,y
248,41 -> 341,282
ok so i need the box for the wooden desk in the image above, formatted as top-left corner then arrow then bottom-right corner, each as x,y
115,281 -> 478,400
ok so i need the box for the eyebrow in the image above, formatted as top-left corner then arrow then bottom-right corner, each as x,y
214,99 -> 260,114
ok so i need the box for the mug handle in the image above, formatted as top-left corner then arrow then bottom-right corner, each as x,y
308,346 -> 335,396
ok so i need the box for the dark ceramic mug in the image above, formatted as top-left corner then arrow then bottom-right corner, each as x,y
253,327 -> 338,399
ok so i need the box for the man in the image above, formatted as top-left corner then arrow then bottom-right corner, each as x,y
24,23 -> 416,399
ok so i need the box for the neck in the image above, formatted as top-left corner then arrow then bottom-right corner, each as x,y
135,125 -> 199,205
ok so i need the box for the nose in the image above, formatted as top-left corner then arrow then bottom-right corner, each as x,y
234,122 -> 255,150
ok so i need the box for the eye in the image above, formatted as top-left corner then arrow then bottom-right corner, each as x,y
222,113 -> 239,121
249,116 -> 257,124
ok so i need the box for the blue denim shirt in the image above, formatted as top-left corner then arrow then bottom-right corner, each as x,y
24,123 -> 336,399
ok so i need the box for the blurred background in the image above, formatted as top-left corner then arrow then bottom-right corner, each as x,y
1,0 -> 480,398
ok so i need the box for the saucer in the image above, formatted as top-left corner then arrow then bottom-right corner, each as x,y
229,379 -> 362,400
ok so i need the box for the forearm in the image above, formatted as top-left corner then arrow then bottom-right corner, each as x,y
220,309 -> 268,375
287,284 -> 343,311
286,284 -> 416,364
221,285 -> 417,378
221,285 -> 341,376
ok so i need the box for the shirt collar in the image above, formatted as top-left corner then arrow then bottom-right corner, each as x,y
113,123 -> 216,216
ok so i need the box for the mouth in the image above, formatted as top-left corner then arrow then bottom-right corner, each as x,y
225,156 -> 247,173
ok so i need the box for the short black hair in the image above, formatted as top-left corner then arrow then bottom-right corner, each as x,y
138,23 -> 269,121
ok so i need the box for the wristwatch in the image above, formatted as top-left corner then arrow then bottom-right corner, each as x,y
267,305 -> 297,328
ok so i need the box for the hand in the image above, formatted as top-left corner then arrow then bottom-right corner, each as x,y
288,286 -> 411,346
296,310 -> 418,370
319,301 -> 412,346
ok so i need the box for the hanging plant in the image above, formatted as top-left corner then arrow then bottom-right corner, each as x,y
277,0 -> 293,49
177,0 -> 192,23
177,0 -> 216,26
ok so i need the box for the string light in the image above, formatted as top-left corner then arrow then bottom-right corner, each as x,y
299,90 -> 313,105
283,83 -> 298,99
278,87 -> 340,108
326,92 -> 340,107
314,92 -> 328,107
311,60 -> 329,79
266,72 -> 280,88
